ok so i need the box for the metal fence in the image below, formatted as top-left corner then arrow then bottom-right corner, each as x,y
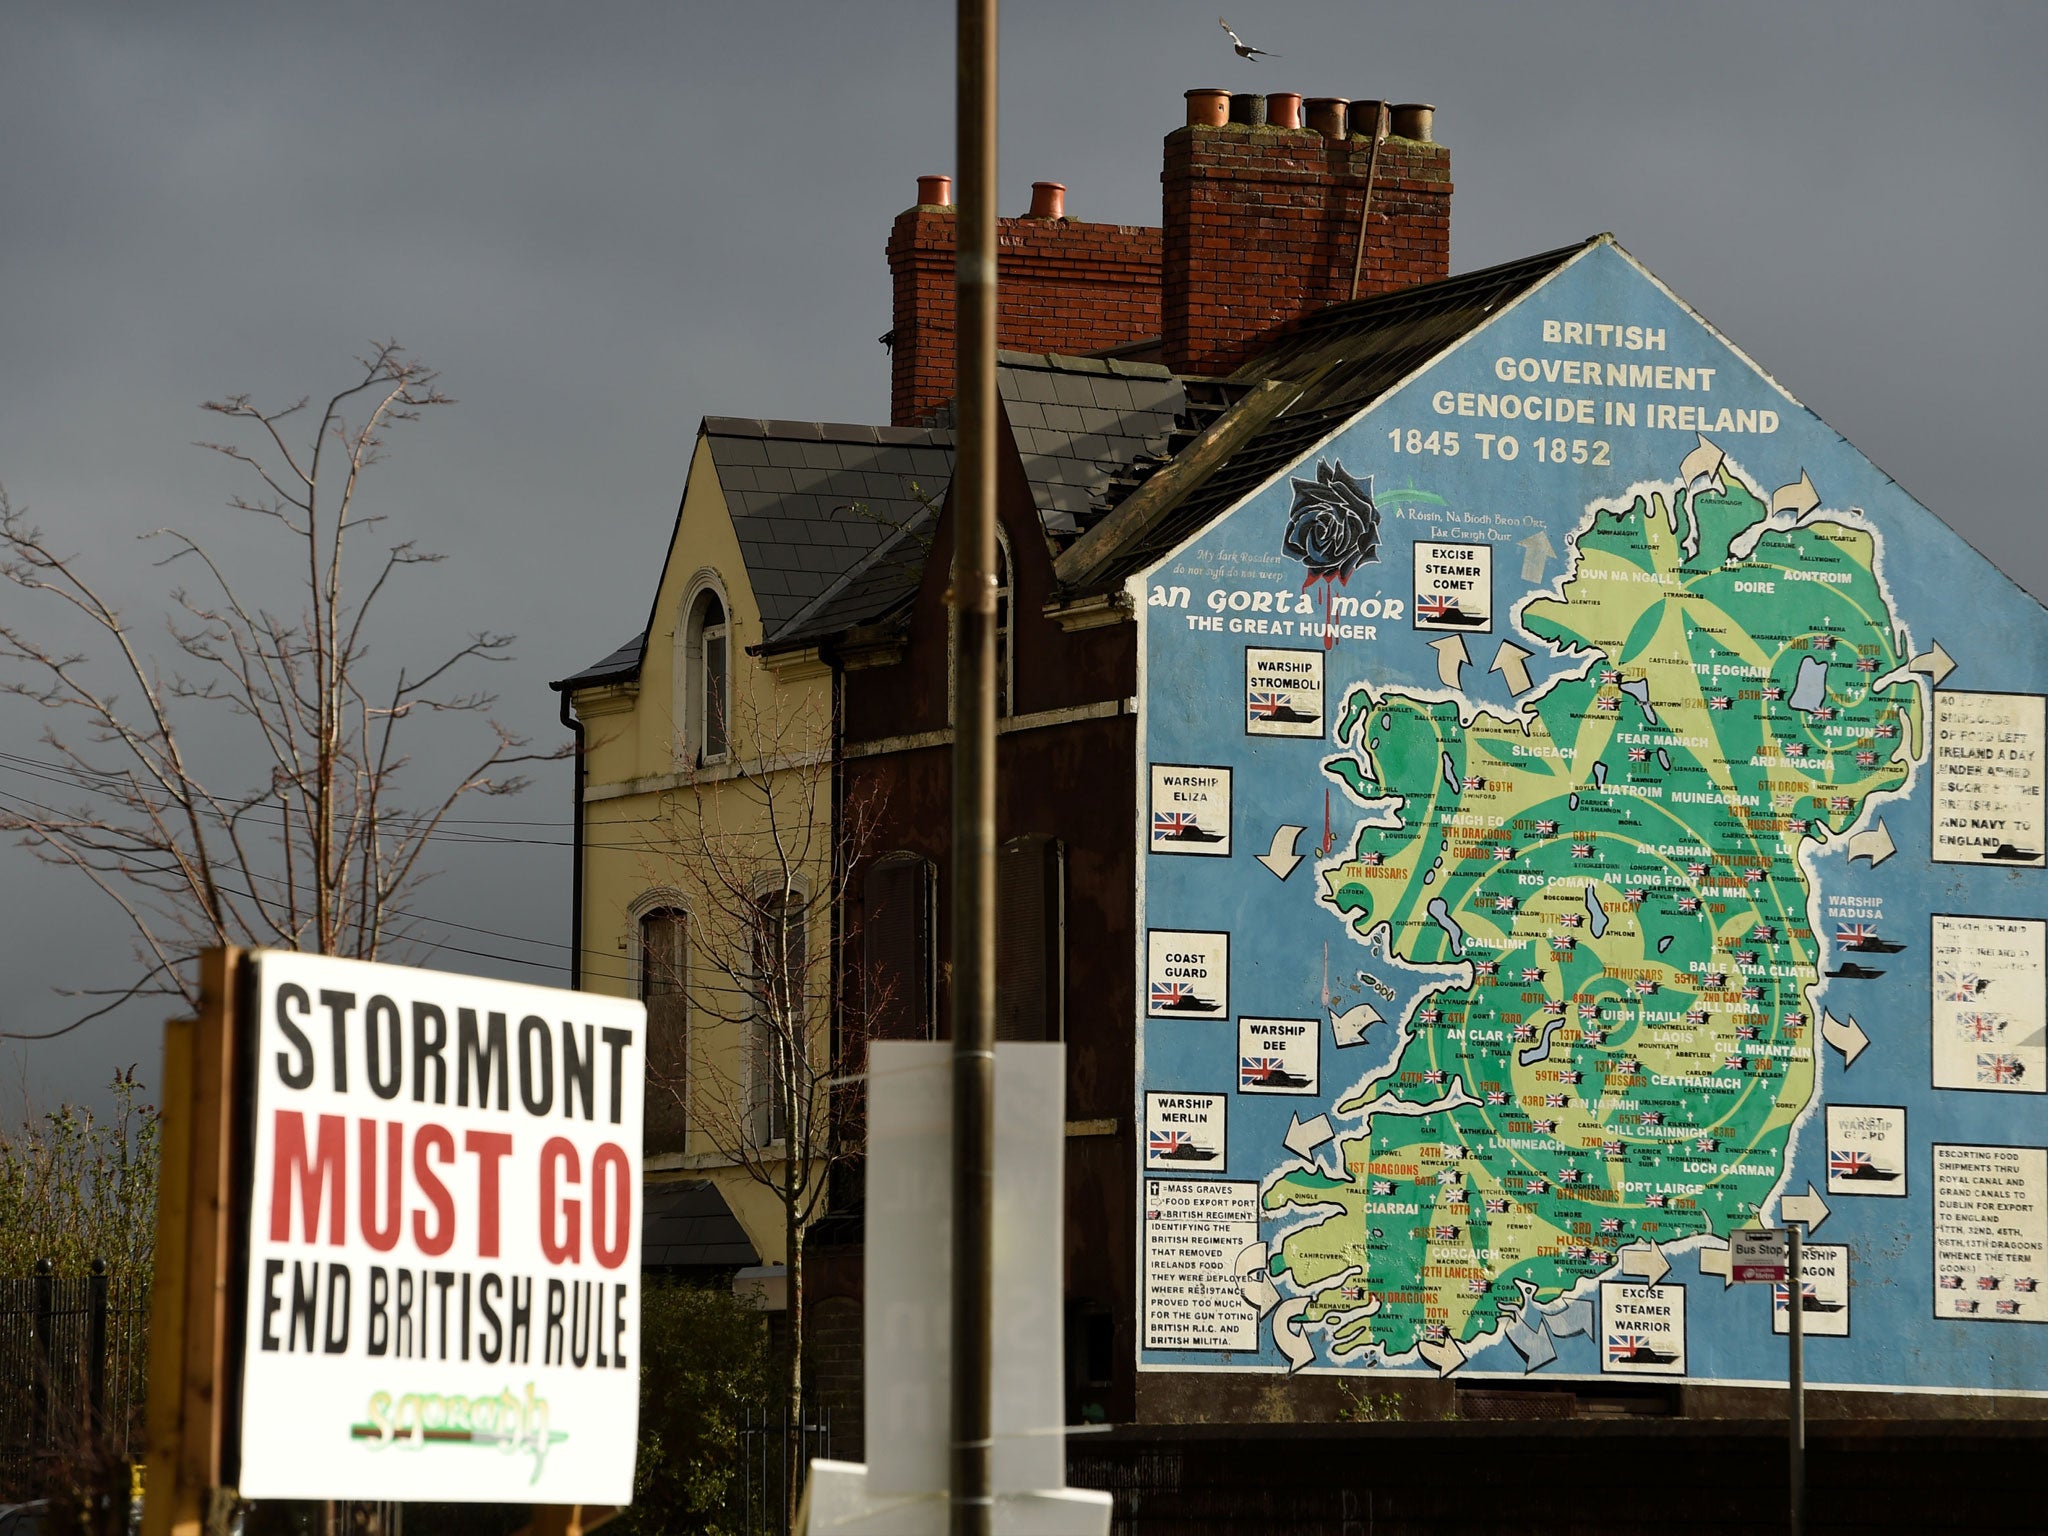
0,1260 -> 149,1498
740,1402 -> 832,1536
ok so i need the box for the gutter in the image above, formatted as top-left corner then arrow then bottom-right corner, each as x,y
558,689 -> 587,990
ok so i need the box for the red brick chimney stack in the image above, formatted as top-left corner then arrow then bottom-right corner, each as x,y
886,180 -> 1162,427
883,92 -> 1453,421
1161,91 -> 1451,376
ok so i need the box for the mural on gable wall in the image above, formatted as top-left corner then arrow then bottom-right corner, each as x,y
1136,239 -> 2048,1391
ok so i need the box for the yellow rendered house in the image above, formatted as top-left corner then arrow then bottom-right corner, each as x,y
551,417 -> 951,1274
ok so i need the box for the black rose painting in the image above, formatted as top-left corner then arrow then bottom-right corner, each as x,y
1283,461 -> 1381,587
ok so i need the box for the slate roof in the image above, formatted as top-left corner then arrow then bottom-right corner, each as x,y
641,1179 -> 759,1270
551,418 -> 953,692
994,351 -> 1186,535
1058,238 -> 1599,594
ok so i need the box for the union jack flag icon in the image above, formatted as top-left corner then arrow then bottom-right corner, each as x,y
1688,1009 -> 1711,1026
1526,1178 -> 1549,1194
1772,1282 -> 1818,1312
1560,1068 -> 1583,1085
1978,1053 -> 2026,1086
1836,921 -> 1880,947
1742,983 -> 1764,1001
1954,1298 -> 1981,1314
1475,959 -> 1499,976
1544,1093 -> 1568,1108
1709,695 -> 1732,710
1153,811 -> 1203,839
1419,1004 -> 1443,1024
1814,635 -> 1835,650
1601,1216 -> 1624,1233
1998,1299 -> 2023,1315
1543,999 -> 1567,1017
1944,973 -> 1982,1002
1533,1118 -> 1557,1134
1678,897 -> 1701,913
1521,967 -> 1544,983
1486,1089 -> 1508,1105
1724,1055 -> 1747,1071
1938,1274 -> 1962,1290
1361,850 -> 1383,866
1618,1058 -> 1642,1074
1784,742 -> 1807,758
1602,1141 -> 1624,1158
1491,843 -> 1513,861
1579,1002 -> 1600,1019
1566,1244 -> 1590,1260
1486,1197 -> 1511,1214
1148,1129 -> 1198,1158
1536,820 -> 1559,836
2016,1278 -> 2039,1294
1876,721 -> 1897,738
1979,1275 -> 2002,1291
1626,889 -> 1647,907
1247,690 -> 1297,719
1687,861 -> 1710,878
1704,971 -> 1726,988
1514,1024 -> 1537,1043
1600,670 -> 1621,685
1558,1167 -> 1582,1185
1423,1067 -> 1446,1085
1633,978 -> 1658,997
1696,1135 -> 1718,1152
1814,707 -> 1835,722
1240,1055 -> 1298,1087
1151,981 -> 1210,1011
1856,750 -> 1878,767
1571,843 -> 1594,859
1645,1193 -> 1667,1208
1464,774 -> 1485,790
1628,747 -> 1649,762
1764,685 -> 1785,701
1595,696 -> 1620,713
1552,937 -> 1577,955
1467,1276 -> 1489,1294
1828,795 -> 1852,813
1962,1014 -> 2003,1043
1370,1179 -> 1394,1195
1640,1110 -> 1664,1126
1788,1012 -> 1805,1029
1857,655 -> 1879,672
1607,1333 -> 1648,1363
1745,867 -> 1767,884
1752,923 -> 1776,942
1433,1225 -> 1461,1242
1493,895 -> 1517,912
1560,912 -> 1584,929
1735,1023 -> 1758,1039
1417,596 -> 1462,622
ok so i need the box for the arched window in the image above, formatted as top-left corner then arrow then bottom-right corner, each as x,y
948,529 -> 1012,721
638,906 -> 690,1155
682,584 -> 730,764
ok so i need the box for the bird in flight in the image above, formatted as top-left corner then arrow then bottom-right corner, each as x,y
1220,18 -> 1278,59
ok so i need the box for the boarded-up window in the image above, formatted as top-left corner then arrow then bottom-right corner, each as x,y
639,907 -> 689,1155
996,836 -> 1063,1042
864,855 -> 936,1040
750,890 -> 804,1145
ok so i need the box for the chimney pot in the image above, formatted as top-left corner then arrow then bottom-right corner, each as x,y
1228,92 -> 1267,127
1350,99 -> 1387,140
1185,87 -> 1231,127
1304,96 -> 1350,140
1390,102 -> 1435,142
916,173 -> 953,208
1267,91 -> 1303,131
1026,181 -> 1066,220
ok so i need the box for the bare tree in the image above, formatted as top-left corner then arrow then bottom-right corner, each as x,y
0,344 -> 559,1037
641,678 -> 887,1518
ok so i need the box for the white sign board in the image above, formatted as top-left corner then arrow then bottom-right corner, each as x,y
236,951 -> 644,1503
1730,1228 -> 1790,1285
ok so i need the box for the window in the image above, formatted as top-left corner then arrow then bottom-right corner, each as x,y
948,529 -> 1013,722
995,835 -> 1063,1042
864,854 -> 936,1040
639,907 -> 690,1155
750,889 -> 805,1145
683,585 -> 730,764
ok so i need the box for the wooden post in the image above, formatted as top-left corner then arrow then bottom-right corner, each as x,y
143,948 -> 243,1536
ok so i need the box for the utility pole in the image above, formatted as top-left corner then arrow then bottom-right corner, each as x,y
948,1 -> 998,1533
1788,1221 -> 1806,1536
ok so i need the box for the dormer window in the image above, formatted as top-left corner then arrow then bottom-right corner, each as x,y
685,586 -> 730,764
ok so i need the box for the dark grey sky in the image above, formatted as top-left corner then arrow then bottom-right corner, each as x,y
5,0 -> 2045,1109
